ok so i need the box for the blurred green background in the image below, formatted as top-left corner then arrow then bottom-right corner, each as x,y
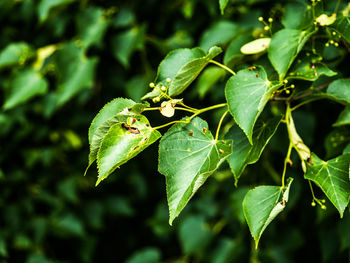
0,0 -> 349,262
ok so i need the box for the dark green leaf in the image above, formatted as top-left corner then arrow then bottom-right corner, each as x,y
112,8 -> 135,28
199,21 -> 238,51
268,28 -> 315,79
305,153 -> 350,217
3,69 -> 48,110
158,117 -> 232,225
38,0 -> 76,22
224,34 -> 253,66
225,116 -> 282,185
225,66 -> 282,144
334,107 -> 350,127
76,7 -> 109,49
125,247 -> 161,263
52,42 -> 98,106
197,66 -> 225,99
111,25 -> 146,68
330,15 -> 350,44
243,178 -> 293,248
326,78 -> 350,104
288,55 -> 337,81
97,115 -> 161,185
282,2 -> 313,29
0,42 -> 33,70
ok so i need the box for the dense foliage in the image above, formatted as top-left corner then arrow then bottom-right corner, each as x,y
1,0 -> 350,262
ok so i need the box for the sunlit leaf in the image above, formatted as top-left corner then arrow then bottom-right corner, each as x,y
225,66 -> 282,144
158,117 -> 232,225
97,115 -> 161,185
240,38 -> 271,55
268,28 -> 315,79
243,178 -> 293,248
0,42 -> 32,70
305,153 -> 350,217
334,107 -> 350,127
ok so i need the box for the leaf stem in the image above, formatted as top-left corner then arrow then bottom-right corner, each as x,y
209,60 -> 236,75
215,110 -> 229,141
281,142 -> 293,188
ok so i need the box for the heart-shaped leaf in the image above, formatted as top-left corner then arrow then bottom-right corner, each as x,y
304,153 -> 350,218
142,46 -> 222,99
268,28 -> 315,79
158,117 -> 232,225
287,55 -> 337,81
225,66 -> 282,144
334,107 -> 350,127
330,14 -> 350,43
96,115 -> 161,185
243,178 -> 293,248
225,115 -> 282,185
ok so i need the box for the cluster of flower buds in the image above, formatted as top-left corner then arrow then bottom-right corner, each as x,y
149,78 -> 172,103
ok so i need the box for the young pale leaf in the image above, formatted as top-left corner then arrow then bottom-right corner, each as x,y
240,38 -> 271,55
159,99 -> 183,118
88,98 -> 136,144
330,15 -> 350,43
268,28 -> 315,79
305,153 -> 350,218
316,14 -> 337,26
225,116 -> 282,185
225,66 -> 282,144
0,42 -> 32,70
169,46 -> 222,96
158,117 -> 232,225
243,178 -> 293,248
96,115 -> 161,185
287,56 -> 337,81
334,107 -> 350,127
3,69 -> 48,110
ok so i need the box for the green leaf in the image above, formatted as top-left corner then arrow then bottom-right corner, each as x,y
243,178 -> 293,248
305,153 -> 350,218
225,66 -> 282,144
111,25 -> 146,68
268,28 -> 315,79
38,0 -> 76,22
112,8 -> 135,28
125,247 -> 161,263
224,34 -> 253,66
197,66 -> 226,99
178,216 -> 212,254
158,117 -> 232,225
326,78 -> 350,105
199,21 -> 238,52
282,2 -> 313,29
88,98 -> 136,144
225,116 -> 282,185
330,15 -> 350,43
3,69 -> 48,110
287,55 -> 337,81
0,42 -> 32,70
169,46 -> 222,96
96,115 -> 161,185
52,42 -> 98,106
76,7 -> 109,49
334,107 -> 350,127
219,0 -> 229,15
324,127 -> 350,159
87,102 -> 149,171
142,46 -> 222,99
